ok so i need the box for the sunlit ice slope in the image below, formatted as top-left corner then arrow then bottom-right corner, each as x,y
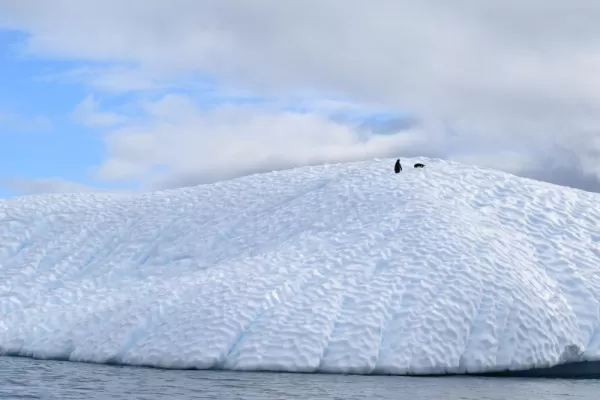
1,157 -> 600,375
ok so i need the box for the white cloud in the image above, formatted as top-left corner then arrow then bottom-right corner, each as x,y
94,94 -> 432,190
71,94 -> 126,127
0,109 -> 53,132
58,66 -> 163,94
0,177 -> 105,195
3,0 -> 600,190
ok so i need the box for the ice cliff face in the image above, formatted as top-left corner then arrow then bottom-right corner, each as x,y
1,158 -> 599,375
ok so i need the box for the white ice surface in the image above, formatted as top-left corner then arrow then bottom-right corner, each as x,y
1,158 -> 600,375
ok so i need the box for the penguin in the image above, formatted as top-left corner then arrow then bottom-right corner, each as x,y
394,159 -> 402,173
414,163 -> 425,168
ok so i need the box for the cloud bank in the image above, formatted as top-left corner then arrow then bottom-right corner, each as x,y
95,95 -> 434,190
2,0 -> 600,192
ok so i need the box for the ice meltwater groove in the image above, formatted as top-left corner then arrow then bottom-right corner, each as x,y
0,157 -> 599,375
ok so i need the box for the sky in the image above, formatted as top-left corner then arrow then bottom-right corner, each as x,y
1,0 -> 600,198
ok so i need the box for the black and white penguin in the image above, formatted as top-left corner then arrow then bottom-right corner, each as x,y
394,159 -> 402,173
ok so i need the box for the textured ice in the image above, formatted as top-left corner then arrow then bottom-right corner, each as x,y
1,157 -> 600,375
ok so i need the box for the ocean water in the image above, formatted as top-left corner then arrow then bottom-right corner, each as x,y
1,356 -> 599,400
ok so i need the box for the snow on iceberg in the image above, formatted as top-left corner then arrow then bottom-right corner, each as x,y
1,157 -> 600,375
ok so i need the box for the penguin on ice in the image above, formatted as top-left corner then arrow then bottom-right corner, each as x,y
394,159 -> 402,173
414,163 -> 425,168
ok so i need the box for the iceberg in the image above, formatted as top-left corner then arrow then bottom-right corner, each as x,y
1,157 -> 600,375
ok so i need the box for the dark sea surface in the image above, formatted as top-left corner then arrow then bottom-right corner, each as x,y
1,356 -> 598,399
